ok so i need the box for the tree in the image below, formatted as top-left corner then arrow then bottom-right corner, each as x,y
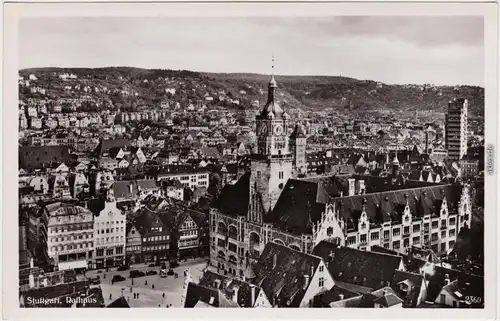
208,173 -> 223,198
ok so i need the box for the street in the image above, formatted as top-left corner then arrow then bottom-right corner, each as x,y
84,258 -> 208,307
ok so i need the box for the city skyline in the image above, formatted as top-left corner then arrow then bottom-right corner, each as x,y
19,16 -> 484,87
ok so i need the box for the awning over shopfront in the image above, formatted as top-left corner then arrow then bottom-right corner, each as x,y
58,260 -> 87,271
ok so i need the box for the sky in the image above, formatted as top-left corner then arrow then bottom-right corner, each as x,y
19,16 -> 484,86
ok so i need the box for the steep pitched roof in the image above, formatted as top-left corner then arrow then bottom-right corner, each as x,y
93,139 -> 130,156
184,282 -> 239,308
313,241 -> 403,291
213,172 -> 250,217
199,271 -> 263,308
19,146 -> 72,171
253,242 -> 322,307
265,179 -> 326,235
112,180 -> 160,200
391,270 -> 425,307
107,296 -> 130,308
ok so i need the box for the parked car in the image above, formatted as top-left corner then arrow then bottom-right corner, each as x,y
129,270 -> 146,278
167,269 -> 175,276
147,263 -> 157,268
117,265 -> 128,271
89,276 -> 100,285
145,270 -> 158,276
112,275 -> 126,283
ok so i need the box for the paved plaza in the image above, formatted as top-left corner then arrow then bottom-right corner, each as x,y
85,259 -> 207,307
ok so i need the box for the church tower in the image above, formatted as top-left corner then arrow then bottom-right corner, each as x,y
290,123 -> 307,175
248,65 -> 293,223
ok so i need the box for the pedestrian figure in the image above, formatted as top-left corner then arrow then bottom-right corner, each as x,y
109,294 -> 112,300
145,280 -> 148,286
162,293 -> 165,298
152,284 -> 155,289
127,296 -> 129,301
130,287 -> 133,293
137,293 -> 140,299
158,304 -> 161,307
133,293 -> 136,299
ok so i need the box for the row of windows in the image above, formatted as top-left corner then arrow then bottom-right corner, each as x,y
50,223 -> 92,233
95,220 -> 124,226
143,235 -> 169,242
181,230 -> 197,237
151,227 -> 163,232
144,245 -> 168,252
127,245 -> 141,252
97,227 -> 124,234
179,239 -> 198,247
96,247 -> 123,256
349,228 -> 456,245
52,243 -> 92,252
96,236 -> 124,244
50,234 -> 92,242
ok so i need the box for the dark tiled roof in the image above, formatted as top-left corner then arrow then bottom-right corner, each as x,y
391,270 -> 424,307
107,296 -> 130,307
290,124 -> 307,138
112,180 -> 160,200
19,146 -> 72,171
94,139 -> 130,156
265,179 -> 326,235
184,282 -> 238,308
320,285 -> 359,307
313,241 -> 403,291
253,242 -> 322,307
329,184 -> 462,228
199,271 -> 263,308
213,172 -> 250,217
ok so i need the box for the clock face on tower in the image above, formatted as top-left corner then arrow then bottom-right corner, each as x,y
274,124 -> 283,136
259,124 -> 268,136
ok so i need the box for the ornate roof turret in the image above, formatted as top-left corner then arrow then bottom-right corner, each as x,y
260,56 -> 285,119
290,124 -> 307,139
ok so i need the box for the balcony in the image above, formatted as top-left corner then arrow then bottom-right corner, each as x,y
403,232 -> 411,238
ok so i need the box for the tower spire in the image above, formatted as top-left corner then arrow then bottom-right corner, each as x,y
269,54 -> 277,88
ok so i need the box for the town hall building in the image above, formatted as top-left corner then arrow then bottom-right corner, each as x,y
209,74 -> 473,280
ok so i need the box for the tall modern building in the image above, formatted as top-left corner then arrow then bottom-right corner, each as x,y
445,98 -> 468,161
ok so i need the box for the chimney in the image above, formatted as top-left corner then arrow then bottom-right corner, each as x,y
250,285 -> 256,307
338,294 -> 344,301
28,273 -> 35,289
303,275 -> 310,290
42,278 -> 48,287
128,183 -> 133,194
272,254 -> 277,269
30,257 -> 34,269
444,274 -> 450,285
356,180 -> 365,195
232,286 -> 239,303
348,178 -> 355,196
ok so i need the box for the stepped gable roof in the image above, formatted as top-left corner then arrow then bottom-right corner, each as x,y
253,242 -> 322,307
214,172 -> 250,217
313,241 -> 403,291
264,179 -> 326,235
19,146 -> 72,171
328,184 -> 462,227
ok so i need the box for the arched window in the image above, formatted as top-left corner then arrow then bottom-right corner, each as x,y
327,227 -> 333,236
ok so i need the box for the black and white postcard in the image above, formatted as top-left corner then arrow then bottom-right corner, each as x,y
2,2 -> 498,320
